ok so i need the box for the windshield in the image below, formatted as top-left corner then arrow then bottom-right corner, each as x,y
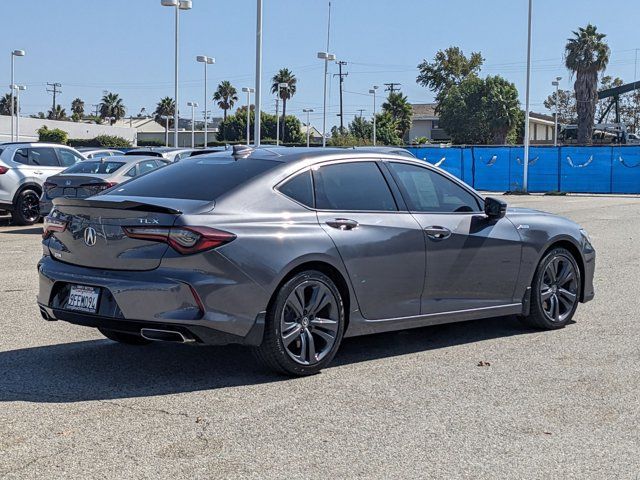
64,161 -> 125,174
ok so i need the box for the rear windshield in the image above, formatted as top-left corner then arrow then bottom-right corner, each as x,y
108,158 -> 280,200
65,161 -> 125,174
124,151 -> 163,157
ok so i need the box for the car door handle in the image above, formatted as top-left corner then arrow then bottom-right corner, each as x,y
326,218 -> 359,230
424,226 -> 452,240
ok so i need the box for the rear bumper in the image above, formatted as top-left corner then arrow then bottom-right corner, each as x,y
37,254 -> 270,345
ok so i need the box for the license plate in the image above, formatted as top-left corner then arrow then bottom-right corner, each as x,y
65,285 -> 100,313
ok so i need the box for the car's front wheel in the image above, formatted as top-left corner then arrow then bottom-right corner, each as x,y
98,328 -> 151,345
520,248 -> 581,329
254,270 -> 345,376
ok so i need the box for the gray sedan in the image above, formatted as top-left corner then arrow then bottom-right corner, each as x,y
40,156 -> 169,216
38,147 -> 595,376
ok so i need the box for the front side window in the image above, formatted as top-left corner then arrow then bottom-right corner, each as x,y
278,170 -> 313,208
313,161 -> 397,211
57,149 -> 83,167
388,162 -> 480,213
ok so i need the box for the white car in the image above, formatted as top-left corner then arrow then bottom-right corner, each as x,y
0,142 -> 85,225
76,148 -> 124,159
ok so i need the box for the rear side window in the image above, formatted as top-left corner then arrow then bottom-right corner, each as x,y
388,162 -> 480,213
13,148 -> 29,165
313,161 -> 397,211
65,161 -> 125,174
278,170 -> 313,207
13,147 -> 60,167
137,160 -> 159,175
109,158 -> 280,200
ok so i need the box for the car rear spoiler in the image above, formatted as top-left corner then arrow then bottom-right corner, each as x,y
52,197 -> 183,215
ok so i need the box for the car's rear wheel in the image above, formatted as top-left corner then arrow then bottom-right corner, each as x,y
98,328 -> 151,345
254,270 -> 345,376
520,248 -> 581,329
12,189 -> 40,226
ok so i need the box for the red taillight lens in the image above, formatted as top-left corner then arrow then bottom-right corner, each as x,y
42,215 -> 67,239
123,226 -> 235,255
0,166 -> 9,175
43,181 -> 57,192
81,182 -> 117,191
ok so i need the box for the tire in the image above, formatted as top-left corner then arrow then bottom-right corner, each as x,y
11,189 -> 41,226
254,270 -> 345,376
98,328 -> 151,345
519,248 -> 581,330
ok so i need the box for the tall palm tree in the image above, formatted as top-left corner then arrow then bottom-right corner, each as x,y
99,92 -> 126,123
565,24 -> 610,144
71,98 -> 85,117
154,96 -> 176,130
0,93 -> 15,116
382,91 -> 413,140
213,81 -> 238,140
271,68 -> 297,141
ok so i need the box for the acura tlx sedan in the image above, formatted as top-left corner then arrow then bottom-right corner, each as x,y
37,146 -> 595,376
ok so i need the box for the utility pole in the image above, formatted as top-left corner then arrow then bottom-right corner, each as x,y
91,104 -> 99,117
46,82 -> 62,114
334,60 -> 348,132
384,82 -> 401,94
356,109 -> 365,118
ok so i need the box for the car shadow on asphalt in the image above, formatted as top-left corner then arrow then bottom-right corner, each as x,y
0,227 -> 43,235
0,315 -> 536,403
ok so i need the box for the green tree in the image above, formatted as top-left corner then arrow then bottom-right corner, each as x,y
213,80 -> 238,140
565,24 -> 610,144
0,93 -> 16,115
47,104 -> 67,120
37,125 -> 68,144
382,91 -> 413,140
438,75 -> 520,145
99,92 -> 126,123
71,97 -> 85,122
349,116 -> 373,141
271,68 -> 297,141
154,97 -> 175,128
544,89 -> 577,124
374,111 -> 403,145
416,46 -> 484,101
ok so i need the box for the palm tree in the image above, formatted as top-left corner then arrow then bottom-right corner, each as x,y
382,91 -> 413,140
71,98 -> 85,117
565,24 -> 610,144
271,68 -> 297,141
99,92 -> 126,123
0,93 -> 15,116
213,81 -> 238,140
154,96 -> 176,130
47,104 -> 67,120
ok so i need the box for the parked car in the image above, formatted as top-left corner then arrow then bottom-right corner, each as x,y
187,147 -> 228,157
38,146 -> 595,376
0,142 -> 85,225
124,147 -> 194,162
40,156 -> 170,216
76,148 -> 124,159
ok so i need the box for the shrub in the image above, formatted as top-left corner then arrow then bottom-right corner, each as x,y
68,135 -> 132,148
137,139 -> 165,147
37,126 -> 68,144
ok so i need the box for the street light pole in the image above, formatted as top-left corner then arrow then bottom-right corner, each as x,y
369,86 -> 379,146
552,76 -> 562,147
196,55 -> 214,147
187,101 -> 198,148
303,108 -> 314,147
10,50 -> 25,142
12,85 -> 26,141
522,0 -> 533,192
254,0 -> 263,146
161,115 -> 173,146
317,51 -> 336,147
161,0 -> 192,148
242,87 -> 254,146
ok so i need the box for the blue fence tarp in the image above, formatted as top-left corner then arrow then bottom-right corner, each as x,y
406,145 -> 640,194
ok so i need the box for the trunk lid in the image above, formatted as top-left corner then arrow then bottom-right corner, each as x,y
46,196 -> 213,271
45,174 -> 115,200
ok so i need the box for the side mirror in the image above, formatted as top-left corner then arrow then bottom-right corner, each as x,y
484,196 -> 507,219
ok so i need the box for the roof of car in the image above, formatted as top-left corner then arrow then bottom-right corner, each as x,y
76,147 -> 122,152
0,142 -> 78,148
82,155 -> 165,165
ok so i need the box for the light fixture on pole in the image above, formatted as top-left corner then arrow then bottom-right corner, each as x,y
303,108 -> 314,147
369,86 -> 379,146
254,0 -> 263,146
11,84 -> 26,141
187,101 -> 198,148
522,0 -> 533,192
10,50 -> 25,142
161,115 -> 173,146
242,87 -> 255,146
196,55 -> 214,147
552,76 -> 562,147
275,82 -> 289,146
317,51 -> 336,147
161,0 -> 192,148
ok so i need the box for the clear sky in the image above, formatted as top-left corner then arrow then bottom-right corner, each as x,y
5,0 -> 639,129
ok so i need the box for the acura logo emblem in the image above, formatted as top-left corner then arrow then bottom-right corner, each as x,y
83,227 -> 97,247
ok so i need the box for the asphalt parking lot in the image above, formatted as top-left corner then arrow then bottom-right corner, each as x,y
0,195 -> 639,479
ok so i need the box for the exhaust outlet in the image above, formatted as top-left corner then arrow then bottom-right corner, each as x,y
140,328 -> 195,344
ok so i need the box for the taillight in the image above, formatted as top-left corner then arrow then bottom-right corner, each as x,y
123,226 -> 235,255
0,166 -> 9,175
80,182 -> 117,192
42,215 -> 67,239
43,181 -> 57,192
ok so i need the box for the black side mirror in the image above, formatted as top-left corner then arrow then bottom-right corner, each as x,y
484,196 -> 507,219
